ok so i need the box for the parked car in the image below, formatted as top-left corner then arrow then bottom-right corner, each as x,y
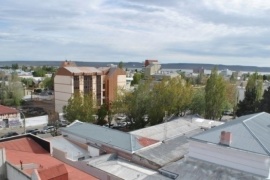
25,129 -> 40,135
57,120 -> 69,127
41,126 -> 55,134
1,132 -> 19,138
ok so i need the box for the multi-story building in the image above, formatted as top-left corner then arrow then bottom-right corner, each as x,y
54,62 -> 126,113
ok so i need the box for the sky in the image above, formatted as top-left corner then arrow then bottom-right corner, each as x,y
1,0 -> 270,67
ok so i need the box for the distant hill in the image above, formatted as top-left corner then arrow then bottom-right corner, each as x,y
0,61 -> 270,72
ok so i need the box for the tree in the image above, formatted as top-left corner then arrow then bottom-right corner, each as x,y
190,88 -> 205,116
32,67 -> 46,77
0,72 -> 24,107
63,92 -> 96,123
205,68 -> 226,120
41,75 -> 54,90
11,63 -> 19,70
111,81 -> 152,129
118,61 -> 124,69
236,88 -> 258,116
21,78 -> 33,88
236,72 -> 263,116
131,73 -> 142,86
246,72 -> 263,101
96,104 -> 108,125
259,86 -> 270,113
224,83 -> 238,114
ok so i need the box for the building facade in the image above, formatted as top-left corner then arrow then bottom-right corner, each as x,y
0,105 -> 21,128
54,63 -> 126,113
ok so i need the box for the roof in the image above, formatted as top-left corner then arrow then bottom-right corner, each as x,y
134,130 -> 202,167
0,105 -> 18,115
0,136 -> 98,180
38,164 -> 68,180
160,158 -> 264,180
190,112 -> 270,156
88,154 -> 170,180
64,66 -> 102,75
130,119 -> 200,141
61,121 -> 158,153
47,136 -> 90,161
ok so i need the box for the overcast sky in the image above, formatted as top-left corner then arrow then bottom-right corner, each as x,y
1,0 -> 270,66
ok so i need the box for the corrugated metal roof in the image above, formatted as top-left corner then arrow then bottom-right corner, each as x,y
191,112 -> 270,156
160,158 -> 264,180
130,119 -> 200,141
135,135 -> 190,167
62,122 -> 158,152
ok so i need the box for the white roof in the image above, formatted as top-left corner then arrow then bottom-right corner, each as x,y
88,154 -> 170,180
130,119 -> 200,141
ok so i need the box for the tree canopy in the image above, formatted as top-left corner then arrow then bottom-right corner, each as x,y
205,68 -> 226,120
236,72 -> 263,116
63,92 -> 96,123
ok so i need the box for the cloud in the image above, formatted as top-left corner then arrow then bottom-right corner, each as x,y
0,0 -> 270,67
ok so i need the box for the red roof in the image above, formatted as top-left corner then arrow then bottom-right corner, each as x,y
0,137 -> 98,180
0,105 -> 18,115
38,164 -> 68,180
138,137 -> 159,147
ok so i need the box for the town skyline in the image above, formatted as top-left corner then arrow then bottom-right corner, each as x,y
1,1 -> 270,66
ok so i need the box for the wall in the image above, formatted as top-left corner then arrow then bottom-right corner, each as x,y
88,146 -> 100,157
189,140 -> 270,178
6,162 -> 30,180
24,115 -> 48,127
54,75 -> 73,113
0,149 -> 6,179
117,75 -> 126,88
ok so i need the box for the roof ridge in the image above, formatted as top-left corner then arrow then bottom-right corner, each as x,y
242,112 -> 270,155
243,112 -> 265,123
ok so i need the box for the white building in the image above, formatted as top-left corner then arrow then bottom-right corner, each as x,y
189,112 -> 270,178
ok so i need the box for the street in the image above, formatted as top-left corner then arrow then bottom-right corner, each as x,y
0,124 -> 52,138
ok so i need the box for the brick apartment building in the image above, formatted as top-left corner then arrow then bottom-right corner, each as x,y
54,61 -> 126,113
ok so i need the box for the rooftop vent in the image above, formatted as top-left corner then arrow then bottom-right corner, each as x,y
219,131 -> 232,146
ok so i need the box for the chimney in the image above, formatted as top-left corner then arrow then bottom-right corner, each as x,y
219,131 -> 232,146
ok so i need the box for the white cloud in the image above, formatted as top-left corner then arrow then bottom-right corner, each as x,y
0,0 -> 270,67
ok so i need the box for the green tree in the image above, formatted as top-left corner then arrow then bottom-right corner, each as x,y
41,75 -> 54,90
1,72 -> 24,107
22,65 -> 28,71
131,73 -> 142,86
205,68 -> 226,120
118,61 -> 124,69
11,63 -> 19,70
63,92 -> 96,123
112,81 -> 152,129
236,72 -> 263,116
246,72 -> 263,101
236,88 -> 258,116
32,67 -> 46,77
190,88 -> 205,116
96,104 -> 108,125
21,78 -> 33,88
259,86 -> 270,113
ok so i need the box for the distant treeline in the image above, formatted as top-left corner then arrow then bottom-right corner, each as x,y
1,61 -> 270,72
